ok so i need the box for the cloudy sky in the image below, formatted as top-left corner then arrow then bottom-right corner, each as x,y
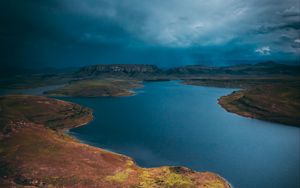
0,0 -> 299,69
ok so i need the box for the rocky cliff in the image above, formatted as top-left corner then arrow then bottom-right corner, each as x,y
76,64 -> 161,77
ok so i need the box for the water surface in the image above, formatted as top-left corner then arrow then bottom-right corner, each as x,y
3,81 -> 299,188
66,81 -> 299,188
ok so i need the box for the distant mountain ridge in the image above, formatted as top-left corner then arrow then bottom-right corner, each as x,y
75,61 -> 300,78
167,61 -> 300,76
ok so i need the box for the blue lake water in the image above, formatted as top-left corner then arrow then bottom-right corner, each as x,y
2,81 -> 299,187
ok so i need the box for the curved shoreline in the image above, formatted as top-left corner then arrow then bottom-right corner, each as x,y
0,95 -> 231,188
218,86 -> 300,127
182,79 -> 300,127
65,99 -> 233,188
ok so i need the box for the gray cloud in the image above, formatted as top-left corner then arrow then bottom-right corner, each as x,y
65,0 -> 299,48
0,0 -> 299,68
255,46 -> 271,55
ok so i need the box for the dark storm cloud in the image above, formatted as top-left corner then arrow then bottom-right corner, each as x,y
0,0 -> 299,69
0,0 -> 139,68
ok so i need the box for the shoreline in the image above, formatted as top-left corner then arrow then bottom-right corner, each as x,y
217,87 -> 300,127
181,79 -> 300,127
0,95 -> 232,187
56,97 -> 232,188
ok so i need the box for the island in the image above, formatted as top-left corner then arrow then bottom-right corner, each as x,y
0,95 -> 231,187
44,79 -> 143,97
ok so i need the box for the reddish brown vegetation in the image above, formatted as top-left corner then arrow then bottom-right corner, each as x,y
0,95 -> 230,187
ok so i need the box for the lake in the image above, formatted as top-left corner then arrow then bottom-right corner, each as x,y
2,81 -> 300,187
